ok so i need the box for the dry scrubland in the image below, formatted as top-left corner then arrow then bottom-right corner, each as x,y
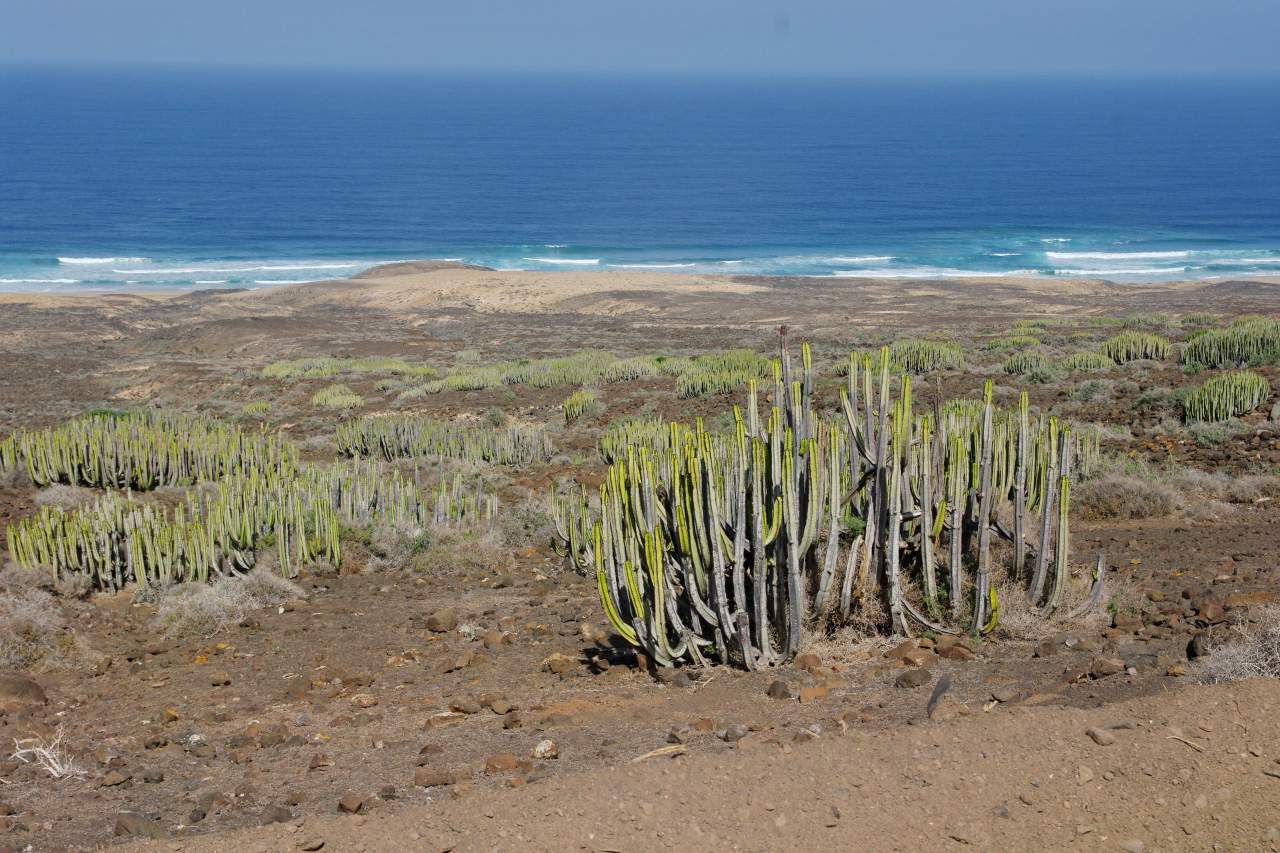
0,266 -> 1279,850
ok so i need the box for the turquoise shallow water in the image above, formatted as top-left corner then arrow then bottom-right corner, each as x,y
2,68 -> 1278,290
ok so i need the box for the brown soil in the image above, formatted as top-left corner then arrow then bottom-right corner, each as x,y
0,268 -> 1278,851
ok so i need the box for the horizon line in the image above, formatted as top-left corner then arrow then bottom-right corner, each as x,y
3,59 -> 1279,82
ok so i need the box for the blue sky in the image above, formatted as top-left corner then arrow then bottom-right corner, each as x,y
3,0 -> 1277,75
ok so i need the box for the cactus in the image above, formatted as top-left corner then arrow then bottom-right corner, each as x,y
563,389 -> 605,423
983,334 -> 1041,351
311,384 -> 363,410
1003,351 -> 1050,376
9,410 -> 297,490
336,415 -> 552,466
4,411 -> 493,591
263,356 -> 438,380
1182,370 -> 1271,422
553,337 -> 1098,668
1181,317 -> 1280,368
889,338 -> 964,373
1061,351 -> 1113,372
1099,331 -> 1172,364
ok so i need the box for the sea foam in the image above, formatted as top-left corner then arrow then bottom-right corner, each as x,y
1045,251 -> 1190,261
58,256 -> 150,265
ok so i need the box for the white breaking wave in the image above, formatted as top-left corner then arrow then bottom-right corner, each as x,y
607,263 -> 696,269
830,268 -> 1039,279
719,259 -> 745,265
0,278 -> 79,284
990,252 -> 1021,257
58,256 -> 150,265
1054,266 -> 1188,276
827,256 -> 895,263
1211,257 -> 1280,265
1046,251 -> 1190,261
195,280 -> 229,284
1040,238 -> 1072,244
113,262 -> 363,274
521,257 -> 600,265
544,244 -> 567,248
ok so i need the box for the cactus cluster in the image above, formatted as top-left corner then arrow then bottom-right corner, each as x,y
9,411 -> 297,489
1061,351 -> 1113,372
984,334 -> 1041,351
602,356 -> 664,383
1120,313 -> 1171,330
553,338 -> 1099,668
1181,317 -> 1280,368
889,338 -> 964,373
563,388 -> 605,423
1002,351 -> 1050,376
1182,370 -> 1271,422
263,356 -> 438,380
674,350 -> 773,399
311,384 -> 363,410
336,415 -> 552,466
4,411 -> 494,590
1099,331 -> 1172,364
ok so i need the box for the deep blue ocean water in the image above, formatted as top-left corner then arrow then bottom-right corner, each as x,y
2,67 -> 1279,290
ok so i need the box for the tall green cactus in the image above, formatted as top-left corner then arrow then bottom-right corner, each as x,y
554,337 -> 1097,668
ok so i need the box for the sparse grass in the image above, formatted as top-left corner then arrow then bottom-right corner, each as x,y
1199,606 -> 1280,682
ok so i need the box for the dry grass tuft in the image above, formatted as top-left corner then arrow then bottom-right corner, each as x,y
1198,606 -> 1280,683
32,484 -> 97,510
156,570 -> 305,637
1074,474 -> 1180,520
411,525 -> 514,576
11,730 -> 85,780
0,589 -> 97,671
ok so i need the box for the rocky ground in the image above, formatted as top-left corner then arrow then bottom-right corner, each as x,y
0,268 -> 1278,851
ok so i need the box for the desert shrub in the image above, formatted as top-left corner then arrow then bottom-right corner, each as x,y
0,589 -> 94,671
311,384 -> 363,410
156,570 -> 305,637
1074,474 -> 1180,520
1067,379 -> 1114,403
1199,607 -> 1280,682
1184,419 -> 1251,446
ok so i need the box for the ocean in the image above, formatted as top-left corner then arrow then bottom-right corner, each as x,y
2,67 -> 1279,291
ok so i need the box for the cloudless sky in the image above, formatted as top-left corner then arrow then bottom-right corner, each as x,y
3,0 -> 1278,76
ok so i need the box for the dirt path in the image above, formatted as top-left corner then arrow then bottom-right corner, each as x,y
123,678 -> 1280,853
